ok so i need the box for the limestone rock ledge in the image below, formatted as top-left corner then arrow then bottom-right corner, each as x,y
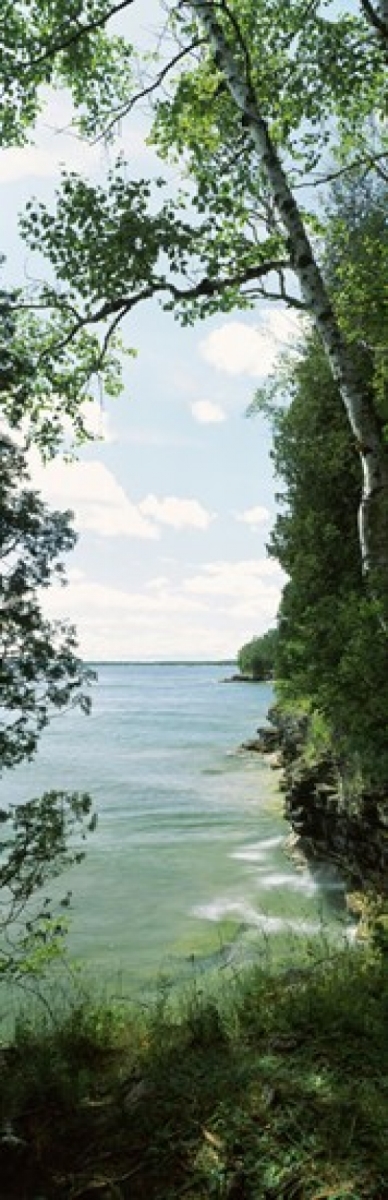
244,705 -> 388,893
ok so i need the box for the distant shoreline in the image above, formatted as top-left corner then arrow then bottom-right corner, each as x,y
85,660 -> 238,667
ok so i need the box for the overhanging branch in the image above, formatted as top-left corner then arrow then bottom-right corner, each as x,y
16,0 -> 137,72
14,257 -> 294,361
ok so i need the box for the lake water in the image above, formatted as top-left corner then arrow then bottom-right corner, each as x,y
1,664 -> 350,996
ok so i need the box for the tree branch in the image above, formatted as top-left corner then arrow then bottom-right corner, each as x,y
293,150 -> 388,189
13,258 -> 294,378
19,0 -> 137,72
94,37 -> 206,142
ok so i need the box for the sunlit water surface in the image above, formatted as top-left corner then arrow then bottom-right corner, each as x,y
1,665 -> 351,996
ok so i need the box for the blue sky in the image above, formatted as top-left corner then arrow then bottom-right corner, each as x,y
0,0 -> 308,661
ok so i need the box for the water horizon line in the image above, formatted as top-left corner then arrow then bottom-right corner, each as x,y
85,658 -> 238,667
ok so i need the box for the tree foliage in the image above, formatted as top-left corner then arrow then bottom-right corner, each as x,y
0,426 -> 96,982
237,630 -> 278,679
1,0 -> 136,146
0,791 -> 95,982
1,435 -> 93,769
323,177 -> 388,419
255,180 -> 388,782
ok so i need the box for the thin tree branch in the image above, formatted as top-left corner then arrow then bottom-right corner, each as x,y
94,37 -> 206,142
13,258 -> 294,371
18,0 -> 137,73
293,151 -> 388,189
99,306 -> 131,361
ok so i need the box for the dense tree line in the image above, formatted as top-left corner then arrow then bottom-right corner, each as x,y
237,630 -> 278,680
255,179 -> 388,786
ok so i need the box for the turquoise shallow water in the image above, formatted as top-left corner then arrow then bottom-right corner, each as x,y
1,664 -> 350,994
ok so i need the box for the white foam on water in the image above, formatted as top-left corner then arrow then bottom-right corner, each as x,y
258,871 -> 319,893
231,835 -> 285,863
191,899 -> 246,923
256,871 -> 344,894
191,898 -> 323,936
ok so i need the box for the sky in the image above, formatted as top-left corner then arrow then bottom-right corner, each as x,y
0,0 -> 306,662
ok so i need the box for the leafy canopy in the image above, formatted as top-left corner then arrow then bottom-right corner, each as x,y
1,1 -> 386,451
1,0 -> 136,145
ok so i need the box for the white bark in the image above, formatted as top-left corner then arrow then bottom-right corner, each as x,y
189,0 -> 388,595
376,0 -> 388,29
360,0 -> 388,42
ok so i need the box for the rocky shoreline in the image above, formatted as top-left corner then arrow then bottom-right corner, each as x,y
242,705 -> 388,897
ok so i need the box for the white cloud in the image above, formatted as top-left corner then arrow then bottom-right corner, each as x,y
0,79 -> 152,185
31,459 -> 158,540
44,576 -> 206,620
2,399 -> 114,452
139,494 -> 215,530
191,400 -> 227,424
0,83 -> 151,186
29,457 -> 215,539
77,399 -> 115,443
67,568 -> 85,583
41,575 -> 214,661
56,398 -> 115,445
0,142 -> 100,184
40,558 -> 285,661
236,505 -> 271,529
183,559 -> 285,621
184,559 -> 283,596
146,575 -> 170,591
199,310 -> 303,378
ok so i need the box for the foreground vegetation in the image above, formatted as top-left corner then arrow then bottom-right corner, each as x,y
2,940 -> 388,1199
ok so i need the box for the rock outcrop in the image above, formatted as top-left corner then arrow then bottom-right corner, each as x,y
247,706 -> 388,892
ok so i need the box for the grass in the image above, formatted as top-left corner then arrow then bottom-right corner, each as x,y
1,940 -> 388,1199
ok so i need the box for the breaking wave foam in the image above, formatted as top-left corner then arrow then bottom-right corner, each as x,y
191,898 -> 323,936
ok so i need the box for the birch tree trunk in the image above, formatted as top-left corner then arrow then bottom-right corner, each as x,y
189,0 -> 388,610
361,1 -> 388,49
376,0 -> 388,33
